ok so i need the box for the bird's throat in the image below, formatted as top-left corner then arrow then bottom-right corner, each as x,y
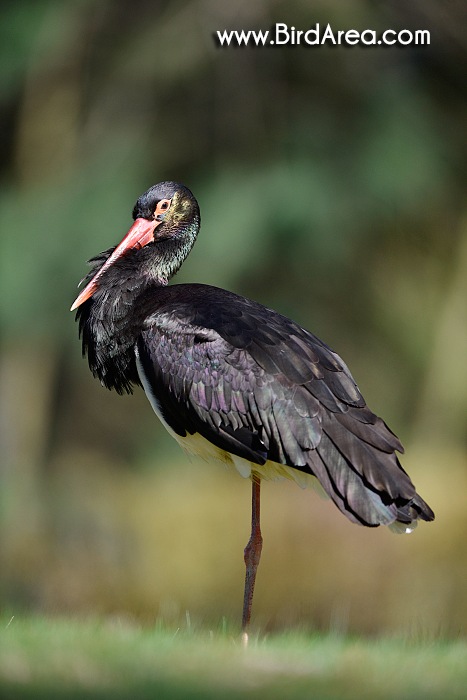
76,219 -> 199,394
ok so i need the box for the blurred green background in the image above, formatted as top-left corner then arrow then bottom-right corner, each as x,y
1,0 -> 466,635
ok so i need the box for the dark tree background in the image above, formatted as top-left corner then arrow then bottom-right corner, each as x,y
1,0 -> 466,633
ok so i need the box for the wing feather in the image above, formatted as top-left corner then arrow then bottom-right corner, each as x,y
135,284 -> 433,529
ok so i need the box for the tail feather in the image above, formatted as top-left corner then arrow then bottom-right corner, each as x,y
322,413 -> 414,502
305,414 -> 434,532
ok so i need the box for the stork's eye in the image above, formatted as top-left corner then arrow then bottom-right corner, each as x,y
154,199 -> 171,219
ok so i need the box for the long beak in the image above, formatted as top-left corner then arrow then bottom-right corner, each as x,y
70,217 -> 161,311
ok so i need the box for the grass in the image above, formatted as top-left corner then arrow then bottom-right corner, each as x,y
1,615 -> 466,699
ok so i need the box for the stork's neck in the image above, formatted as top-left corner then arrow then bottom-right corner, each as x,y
78,213 -> 200,393
96,213 -> 199,304
145,219 -> 200,286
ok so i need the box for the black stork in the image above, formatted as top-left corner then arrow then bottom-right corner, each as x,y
71,181 -> 434,639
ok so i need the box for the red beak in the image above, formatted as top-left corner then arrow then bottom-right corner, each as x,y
70,217 -> 160,311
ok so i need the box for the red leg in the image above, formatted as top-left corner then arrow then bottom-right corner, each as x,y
242,476 -> 263,641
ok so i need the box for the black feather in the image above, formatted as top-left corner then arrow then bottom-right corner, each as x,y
75,210 -> 434,532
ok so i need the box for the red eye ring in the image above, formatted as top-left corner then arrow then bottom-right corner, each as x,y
154,198 -> 171,220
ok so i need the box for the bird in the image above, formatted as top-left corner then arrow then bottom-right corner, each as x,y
71,181 -> 434,640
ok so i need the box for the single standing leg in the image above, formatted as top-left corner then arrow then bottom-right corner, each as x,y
242,476 -> 263,645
